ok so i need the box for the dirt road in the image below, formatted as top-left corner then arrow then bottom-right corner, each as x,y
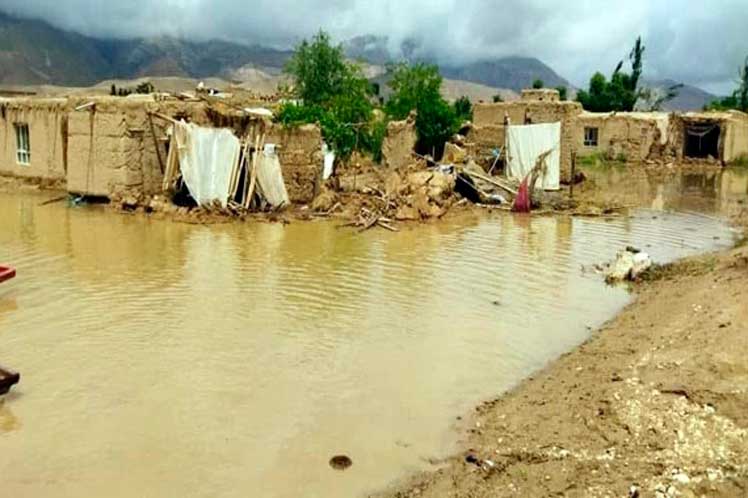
379,244 -> 748,498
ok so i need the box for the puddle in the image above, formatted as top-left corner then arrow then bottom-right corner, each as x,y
0,168 -> 743,498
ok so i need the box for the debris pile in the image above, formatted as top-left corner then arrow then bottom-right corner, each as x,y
601,247 -> 654,283
325,162 -> 460,231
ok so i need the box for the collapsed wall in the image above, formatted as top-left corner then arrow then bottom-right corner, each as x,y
463,125 -> 504,167
382,116 -> 417,169
0,98 -> 68,185
670,111 -> 748,163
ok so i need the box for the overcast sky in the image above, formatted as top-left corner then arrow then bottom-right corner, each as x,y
3,0 -> 747,94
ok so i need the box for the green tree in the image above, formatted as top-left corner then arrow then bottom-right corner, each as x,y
285,31 -> 350,105
386,63 -> 459,155
532,79 -> 544,89
492,94 -> 504,103
707,56 -> 748,112
278,30 -> 377,159
555,86 -> 568,101
577,37 -> 646,112
453,96 -> 473,122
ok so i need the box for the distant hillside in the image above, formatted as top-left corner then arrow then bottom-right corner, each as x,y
0,12 -> 111,85
344,35 -> 571,92
440,57 -> 570,93
0,12 -> 717,108
643,79 -> 717,111
0,11 -> 292,87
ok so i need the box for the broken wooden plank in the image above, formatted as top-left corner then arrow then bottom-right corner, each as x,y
464,170 -> 518,196
38,195 -> 68,206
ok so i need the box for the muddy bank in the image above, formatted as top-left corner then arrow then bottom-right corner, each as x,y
377,244 -> 748,498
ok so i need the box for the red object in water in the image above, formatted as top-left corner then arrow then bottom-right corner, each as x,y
0,266 -> 16,284
511,177 -> 532,213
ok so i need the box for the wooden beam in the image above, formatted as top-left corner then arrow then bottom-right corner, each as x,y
148,113 -> 165,174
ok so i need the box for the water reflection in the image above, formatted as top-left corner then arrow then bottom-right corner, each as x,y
583,166 -> 748,218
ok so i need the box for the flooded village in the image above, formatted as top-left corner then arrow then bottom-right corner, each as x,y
1,4 -> 748,498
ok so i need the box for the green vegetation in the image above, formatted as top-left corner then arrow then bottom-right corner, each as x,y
110,81 -> 154,97
555,86 -> 568,101
277,31 -> 377,159
453,96 -> 473,122
706,56 -> 748,112
577,37 -> 649,112
385,63 -> 460,155
577,151 -> 628,169
532,79 -> 544,89
493,94 -> 504,103
277,30 -> 463,161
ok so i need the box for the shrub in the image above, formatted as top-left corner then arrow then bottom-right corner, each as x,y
453,96 -> 473,122
385,63 -> 459,156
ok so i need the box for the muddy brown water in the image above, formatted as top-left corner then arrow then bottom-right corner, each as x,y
0,168 -> 745,498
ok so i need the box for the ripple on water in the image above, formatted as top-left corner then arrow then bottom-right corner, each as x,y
0,189 -> 740,498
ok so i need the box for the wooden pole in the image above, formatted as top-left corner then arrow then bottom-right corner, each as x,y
570,150 -> 577,199
245,133 -> 263,210
148,113 -> 165,174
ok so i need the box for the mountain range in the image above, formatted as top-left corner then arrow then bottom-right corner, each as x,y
0,11 -> 718,110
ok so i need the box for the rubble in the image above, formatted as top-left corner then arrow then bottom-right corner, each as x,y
602,247 -> 654,283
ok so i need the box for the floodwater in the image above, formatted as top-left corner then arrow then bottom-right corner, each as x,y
0,168 -> 744,498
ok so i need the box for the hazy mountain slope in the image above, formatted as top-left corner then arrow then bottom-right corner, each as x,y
643,79 -> 717,111
0,12 -> 112,85
0,12 -> 292,86
344,35 -> 571,92
440,57 -> 571,93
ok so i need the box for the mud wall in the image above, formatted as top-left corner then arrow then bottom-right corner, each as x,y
724,112 -> 748,162
265,123 -> 322,204
67,101 -> 164,198
521,89 -> 560,102
575,113 -> 670,162
0,99 -> 68,184
473,101 -> 582,179
382,118 -> 417,169
464,125 -> 505,166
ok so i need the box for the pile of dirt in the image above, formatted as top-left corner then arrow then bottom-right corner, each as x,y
378,245 -> 748,498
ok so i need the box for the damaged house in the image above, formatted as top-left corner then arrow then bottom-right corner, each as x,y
577,110 -> 748,163
467,88 -> 748,174
0,95 -> 324,208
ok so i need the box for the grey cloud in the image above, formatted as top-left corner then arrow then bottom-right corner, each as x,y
3,0 -> 747,92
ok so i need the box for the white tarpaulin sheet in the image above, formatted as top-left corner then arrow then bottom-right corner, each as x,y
505,122 -> 561,190
174,121 -> 241,207
256,144 -> 290,208
322,142 -> 335,180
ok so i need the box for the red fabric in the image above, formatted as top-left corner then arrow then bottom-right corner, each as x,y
511,177 -> 531,213
0,266 -> 16,284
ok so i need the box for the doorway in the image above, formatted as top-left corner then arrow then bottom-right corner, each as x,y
684,121 -> 721,159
